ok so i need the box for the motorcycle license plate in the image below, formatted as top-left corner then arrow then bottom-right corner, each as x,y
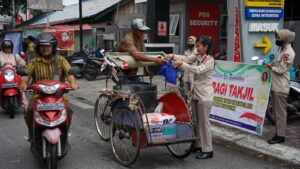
37,103 -> 65,111
2,83 -> 18,88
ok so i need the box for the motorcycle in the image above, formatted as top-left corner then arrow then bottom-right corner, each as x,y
26,66 -> 79,169
252,55 -> 300,124
70,49 -> 105,80
0,63 -> 23,119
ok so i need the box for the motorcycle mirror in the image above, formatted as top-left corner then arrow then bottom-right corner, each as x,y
17,68 -> 29,76
251,56 -> 259,61
69,66 -> 81,75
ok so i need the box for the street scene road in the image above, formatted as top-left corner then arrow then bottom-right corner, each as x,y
0,77 -> 288,169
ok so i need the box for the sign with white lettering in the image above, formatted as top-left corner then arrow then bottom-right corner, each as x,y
248,23 -> 279,32
244,0 -> 284,8
189,3 -> 219,54
245,8 -> 283,20
210,61 -> 272,135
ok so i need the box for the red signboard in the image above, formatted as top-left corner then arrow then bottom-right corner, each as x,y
42,28 -> 74,50
188,3 -> 219,54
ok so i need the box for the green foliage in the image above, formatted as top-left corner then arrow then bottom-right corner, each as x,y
0,0 -> 27,15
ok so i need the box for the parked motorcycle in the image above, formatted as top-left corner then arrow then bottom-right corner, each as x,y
70,49 -> 105,80
0,63 -> 23,118
27,78 -> 77,169
252,55 -> 300,124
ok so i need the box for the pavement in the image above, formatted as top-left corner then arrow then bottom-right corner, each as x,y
73,75 -> 300,169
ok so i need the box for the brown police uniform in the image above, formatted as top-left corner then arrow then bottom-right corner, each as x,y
271,33 -> 295,137
175,53 -> 214,152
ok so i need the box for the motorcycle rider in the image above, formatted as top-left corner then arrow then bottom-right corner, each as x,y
115,18 -> 166,80
266,29 -> 296,144
0,39 -> 26,67
20,33 -> 79,142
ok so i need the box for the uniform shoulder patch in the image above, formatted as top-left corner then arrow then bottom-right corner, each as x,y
282,53 -> 289,63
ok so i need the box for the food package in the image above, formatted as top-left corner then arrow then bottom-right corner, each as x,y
142,112 -> 176,127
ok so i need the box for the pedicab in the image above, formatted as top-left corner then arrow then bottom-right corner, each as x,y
94,52 -> 197,166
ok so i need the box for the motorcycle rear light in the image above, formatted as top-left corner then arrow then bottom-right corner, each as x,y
44,111 -> 58,121
34,110 -> 66,127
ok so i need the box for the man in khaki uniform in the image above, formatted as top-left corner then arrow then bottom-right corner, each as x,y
115,18 -> 166,79
182,36 -> 197,92
266,29 -> 296,144
169,36 -> 214,159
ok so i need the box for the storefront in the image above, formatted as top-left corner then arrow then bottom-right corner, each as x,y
170,0 -> 227,55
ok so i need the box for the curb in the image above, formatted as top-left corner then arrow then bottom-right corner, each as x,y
211,123 -> 300,168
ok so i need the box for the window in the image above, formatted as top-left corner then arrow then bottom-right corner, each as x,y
169,14 -> 180,36
220,14 -> 228,43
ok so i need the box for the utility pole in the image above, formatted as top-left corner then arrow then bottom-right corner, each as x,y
12,0 -> 15,29
79,0 -> 83,54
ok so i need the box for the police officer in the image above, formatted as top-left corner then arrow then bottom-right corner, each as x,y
182,36 -> 197,92
266,29 -> 296,144
169,36 -> 214,159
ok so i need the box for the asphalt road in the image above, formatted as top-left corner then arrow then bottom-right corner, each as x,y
0,92 -> 287,169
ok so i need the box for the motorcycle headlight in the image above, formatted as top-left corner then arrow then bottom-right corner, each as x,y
38,84 -> 61,94
4,70 -> 15,82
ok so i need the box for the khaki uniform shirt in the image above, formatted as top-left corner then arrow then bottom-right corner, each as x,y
271,44 -> 295,94
115,32 -> 146,75
183,48 -> 197,83
0,51 -> 25,67
175,53 -> 215,102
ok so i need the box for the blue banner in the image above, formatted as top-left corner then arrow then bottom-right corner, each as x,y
245,7 -> 283,20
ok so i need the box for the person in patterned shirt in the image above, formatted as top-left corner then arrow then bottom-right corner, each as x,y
20,33 -> 78,142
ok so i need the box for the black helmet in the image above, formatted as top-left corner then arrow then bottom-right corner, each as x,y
35,33 -> 58,56
0,39 -> 14,51
197,36 -> 213,55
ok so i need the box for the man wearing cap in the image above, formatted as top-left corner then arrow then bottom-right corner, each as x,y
115,18 -> 166,77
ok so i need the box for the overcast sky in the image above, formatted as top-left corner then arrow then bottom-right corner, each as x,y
63,0 -> 78,6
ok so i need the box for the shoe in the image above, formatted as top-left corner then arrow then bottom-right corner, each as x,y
268,136 -> 285,144
195,151 -> 213,159
190,147 -> 202,153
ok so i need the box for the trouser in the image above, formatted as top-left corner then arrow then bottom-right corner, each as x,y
272,91 -> 288,137
24,94 -> 73,140
192,100 -> 213,152
184,82 -> 191,93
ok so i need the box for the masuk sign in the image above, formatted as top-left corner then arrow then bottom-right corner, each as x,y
248,23 -> 279,32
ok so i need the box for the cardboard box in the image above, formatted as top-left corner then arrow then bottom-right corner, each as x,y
146,123 -> 176,143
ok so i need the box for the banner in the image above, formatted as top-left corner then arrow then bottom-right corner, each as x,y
28,0 -> 63,11
42,28 -> 74,50
210,61 -> 272,135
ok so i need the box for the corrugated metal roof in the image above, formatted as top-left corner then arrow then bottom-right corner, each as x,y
32,0 -> 122,25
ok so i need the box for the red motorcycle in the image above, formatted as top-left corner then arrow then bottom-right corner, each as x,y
28,80 -> 74,169
0,63 -> 23,118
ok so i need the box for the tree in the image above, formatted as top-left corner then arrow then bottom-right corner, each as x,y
0,0 -> 27,15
